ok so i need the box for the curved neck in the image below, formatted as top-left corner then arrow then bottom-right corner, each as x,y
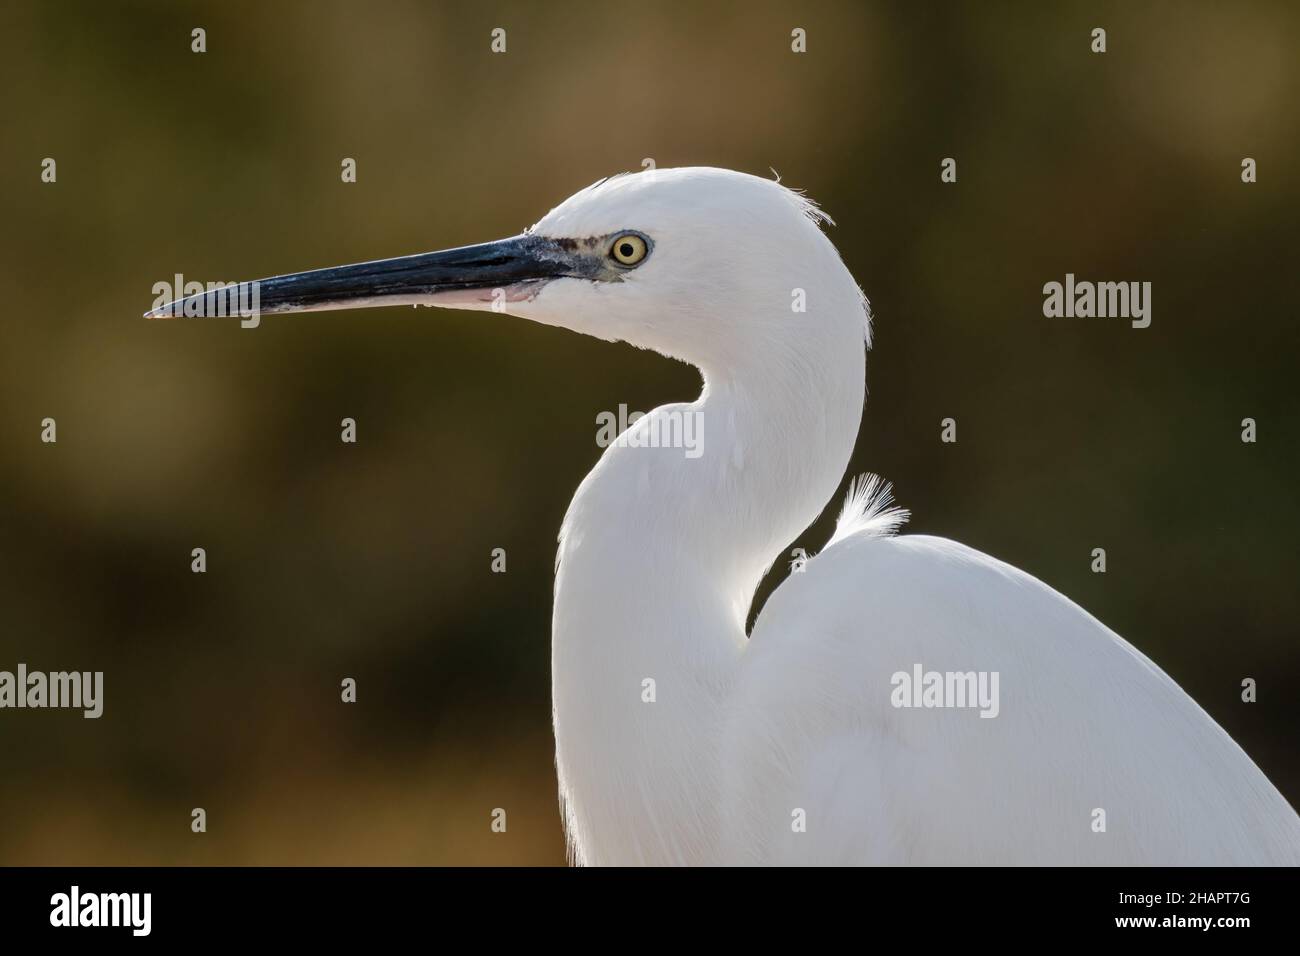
551,334 -> 865,864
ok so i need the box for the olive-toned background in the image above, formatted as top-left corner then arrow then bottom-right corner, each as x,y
1,1 -> 1296,864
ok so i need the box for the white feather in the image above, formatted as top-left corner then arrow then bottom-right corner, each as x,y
506,168 -> 1300,865
827,473 -> 910,547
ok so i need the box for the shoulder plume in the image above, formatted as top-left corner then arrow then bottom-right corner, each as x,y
827,473 -> 909,547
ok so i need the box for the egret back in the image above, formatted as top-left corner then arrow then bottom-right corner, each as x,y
726,528 -> 1300,865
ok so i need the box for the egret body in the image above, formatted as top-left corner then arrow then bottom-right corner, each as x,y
151,167 -> 1300,865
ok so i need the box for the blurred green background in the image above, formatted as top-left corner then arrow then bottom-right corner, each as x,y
1,1 -> 1296,864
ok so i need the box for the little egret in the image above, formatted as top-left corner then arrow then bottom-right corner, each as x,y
150,167 -> 1300,865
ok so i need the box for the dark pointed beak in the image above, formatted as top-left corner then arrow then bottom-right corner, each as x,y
144,233 -> 590,320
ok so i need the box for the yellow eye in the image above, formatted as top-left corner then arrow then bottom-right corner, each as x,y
610,233 -> 648,266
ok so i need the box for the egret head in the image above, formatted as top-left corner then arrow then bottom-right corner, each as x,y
148,167 -> 868,374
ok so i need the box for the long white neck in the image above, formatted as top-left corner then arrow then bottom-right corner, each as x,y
551,328 -> 865,865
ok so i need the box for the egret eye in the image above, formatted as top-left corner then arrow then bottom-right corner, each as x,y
610,233 -> 648,266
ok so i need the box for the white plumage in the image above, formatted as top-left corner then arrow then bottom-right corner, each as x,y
160,165 -> 1300,865
525,168 -> 1300,865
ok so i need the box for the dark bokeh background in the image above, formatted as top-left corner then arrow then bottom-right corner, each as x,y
1,1 -> 1296,864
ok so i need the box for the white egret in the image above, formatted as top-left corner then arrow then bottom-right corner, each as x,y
150,167 -> 1300,865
